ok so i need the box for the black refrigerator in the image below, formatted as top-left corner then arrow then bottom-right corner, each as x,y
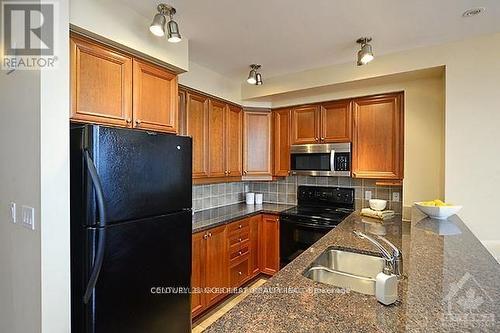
70,124 -> 192,333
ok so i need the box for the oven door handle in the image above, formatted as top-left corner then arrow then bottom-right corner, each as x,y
281,218 -> 336,230
330,149 -> 336,172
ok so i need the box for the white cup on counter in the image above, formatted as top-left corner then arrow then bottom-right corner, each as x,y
246,192 -> 255,205
255,193 -> 263,205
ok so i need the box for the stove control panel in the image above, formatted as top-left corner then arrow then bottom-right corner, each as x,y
297,185 -> 354,208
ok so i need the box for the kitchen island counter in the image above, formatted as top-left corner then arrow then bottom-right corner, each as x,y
205,209 -> 500,332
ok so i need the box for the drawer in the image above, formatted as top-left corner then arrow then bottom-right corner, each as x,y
227,218 -> 250,234
229,241 -> 250,263
227,229 -> 250,247
230,257 -> 249,287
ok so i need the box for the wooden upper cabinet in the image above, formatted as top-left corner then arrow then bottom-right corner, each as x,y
291,105 -> 320,144
132,59 -> 178,133
70,35 -> 132,127
243,111 -> 272,177
177,89 -> 187,136
225,105 -> 243,177
259,215 -> 280,275
186,93 -> 209,178
273,108 -> 291,177
352,93 -> 404,179
320,100 -> 352,142
208,100 -> 226,177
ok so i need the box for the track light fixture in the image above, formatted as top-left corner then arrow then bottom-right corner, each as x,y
150,4 -> 182,43
356,37 -> 374,66
247,64 -> 263,85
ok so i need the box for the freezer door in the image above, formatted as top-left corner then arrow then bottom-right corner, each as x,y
83,211 -> 191,333
88,125 -> 192,224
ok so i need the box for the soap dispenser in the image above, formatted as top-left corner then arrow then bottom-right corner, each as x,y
375,266 -> 398,305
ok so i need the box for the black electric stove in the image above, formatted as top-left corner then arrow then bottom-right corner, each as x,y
279,186 -> 355,267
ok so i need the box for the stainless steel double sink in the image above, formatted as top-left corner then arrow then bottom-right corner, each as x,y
303,246 -> 385,295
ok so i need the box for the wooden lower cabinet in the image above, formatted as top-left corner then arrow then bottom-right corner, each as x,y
191,225 -> 228,317
191,213 -> 280,318
259,215 -> 280,275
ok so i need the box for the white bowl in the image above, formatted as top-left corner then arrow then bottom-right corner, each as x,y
415,202 -> 462,220
369,199 -> 387,211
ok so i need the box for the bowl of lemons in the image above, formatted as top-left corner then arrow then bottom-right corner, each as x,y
415,199 -> 462,220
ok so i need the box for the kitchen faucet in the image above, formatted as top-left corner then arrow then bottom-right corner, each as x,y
353,231 -> 403,277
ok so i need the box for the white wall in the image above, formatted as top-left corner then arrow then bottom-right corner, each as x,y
70,0 -> 189,71
0,1 -> 70,332
242,33 -> 500,255
0,61 -> 42,333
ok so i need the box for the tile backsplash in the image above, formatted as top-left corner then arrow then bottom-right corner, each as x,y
192,176 -> 403,214
192,182 -> 248,212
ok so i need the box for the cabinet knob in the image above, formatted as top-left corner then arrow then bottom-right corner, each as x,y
321,137 -> 325,141
238,251 -> 242,256
126,119 -> 132,124
203,234 -> 208,240
243,170 -> 247,175
208,232 -> 212,237
238,271 -> 242,276
238,238 -> 242,242
315,137 -> 319,142
135,119 -> 142,126
228,171 -> 231,175
238,224 -> 242,229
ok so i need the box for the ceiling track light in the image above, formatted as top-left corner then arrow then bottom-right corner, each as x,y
149,3 -> 182,43
356,37 -> 374,66
247,64 -> 263,85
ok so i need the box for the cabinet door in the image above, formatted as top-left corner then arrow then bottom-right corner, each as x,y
205,225 -> 228,307
320,100 -> 351,142
186,93 -> 209,178
70,35 -> 132,127
208,100 -> 226,177
352,93 -> 404,179
178,89 -> 187,136
226,105 -> 243,177
243,112 -> 272,177
132,59 -> 178,133
273,108 -> 291,177
249,215 -> 261,276
259,215 -> 280,275
191,232 -> 206,316
291,105 -> 320,144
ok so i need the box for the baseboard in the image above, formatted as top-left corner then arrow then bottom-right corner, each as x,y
481,240 -> 500,263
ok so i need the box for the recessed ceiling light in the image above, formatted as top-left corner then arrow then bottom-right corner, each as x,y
462,7 -> 485,17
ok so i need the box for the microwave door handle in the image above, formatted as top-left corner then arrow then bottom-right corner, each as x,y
330,149 -> 336,172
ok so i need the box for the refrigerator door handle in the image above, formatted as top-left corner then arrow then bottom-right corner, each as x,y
83,150 -> 107,304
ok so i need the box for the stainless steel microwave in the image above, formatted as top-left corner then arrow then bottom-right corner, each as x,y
290,143 -> 351,177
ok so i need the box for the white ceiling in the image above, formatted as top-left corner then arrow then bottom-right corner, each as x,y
120,0 -> 500,81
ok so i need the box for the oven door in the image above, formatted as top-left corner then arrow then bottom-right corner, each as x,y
290,143 -> 351,177
279,215 -> 334,268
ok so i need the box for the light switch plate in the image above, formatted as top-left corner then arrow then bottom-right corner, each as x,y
21,205 -> 35,230
392,192 -> 400,202
9,202 -> 16,224
365,191 -> 372,200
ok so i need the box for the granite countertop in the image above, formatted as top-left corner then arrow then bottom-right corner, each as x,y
205,209 -> 500,332
192,203 -> 294,233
